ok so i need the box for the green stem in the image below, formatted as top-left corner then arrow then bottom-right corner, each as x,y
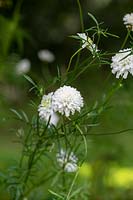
66,48 -> 82,73
75,0 -> 84,69
24,141 -> 41,185
76,124 -> 87,162
102,78 -> 123,107
66,170 -> 79,200
76,0 -> 84,32
73,58 -> 97,81
17,142 -> 40,200
121,30 -> 130,49
88,79 -> 123,133
25,173 -> 54,196
19,127 -> 32,168
62,170 -> 66,193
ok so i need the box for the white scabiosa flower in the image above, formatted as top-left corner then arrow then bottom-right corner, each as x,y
57,149 -> 78,172
16,59 -> 31,75
111,48 -> 133,79
52,85 -> 84,117
123,13 -> 133,31
38,92 -> 59,126
38,49 -> 55,63
77,33 -> 98,55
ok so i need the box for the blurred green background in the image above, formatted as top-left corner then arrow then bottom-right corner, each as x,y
0,0 -> 133,199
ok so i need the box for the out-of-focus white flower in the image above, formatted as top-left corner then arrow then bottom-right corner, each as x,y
52,85 -> 84,117
123,13 -> 133,31
77,33 -> 98,55
38,49 -> 55,63
111,48 -> 133,79
57,149 -> 78,172
38,92 -> 59,126
16,59 -> 31,75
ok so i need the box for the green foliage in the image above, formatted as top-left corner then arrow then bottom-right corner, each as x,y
0,0 -> 133,199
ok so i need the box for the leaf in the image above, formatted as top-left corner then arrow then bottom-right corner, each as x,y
106,32 -> 119,38
21,110 -> 29,123
10,109 -> 22,120
48,189 -> 64,199
69,186 -> 84,198
69,35 -> 80,40
88,12 -> 99,27
23,75 -> 37,88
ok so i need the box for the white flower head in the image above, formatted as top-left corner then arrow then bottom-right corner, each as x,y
16,59 -> 31,75
57,149 -> 78,172
52,85 -> 84,117
111,48 -> 133,79
123,13 -> 133,31
77,33 -> 98,55
38,49 -> 55,63
38,92 -> 59,126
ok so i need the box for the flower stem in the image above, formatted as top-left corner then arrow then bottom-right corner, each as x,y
75,0 -> 84,69
66,48 -> 82,73
76,0 -> 84,32
121,30 -> 130,49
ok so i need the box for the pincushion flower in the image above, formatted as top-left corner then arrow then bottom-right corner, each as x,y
38,49 -> 55,63
56,149 -> 78,172
123,13 -> 133,31
52,85 -> 84,117
38,92 -> 59,126
16,59 -> 31,75
77,33 -> 98,55
111,48 -> 133,79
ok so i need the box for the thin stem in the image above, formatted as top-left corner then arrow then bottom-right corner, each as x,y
121,30 -> 130,49
19,127 -> 32,168
75,0 -> 84,69
62,170 -> 66,193
76,0 -> 84,32
77,128 -> 133,136
66,170 -> 79,200
24,141 -> 41,185
25,173 -> 54,196
102,72 -> 112,91
73,57 -> 97,81
102,78 -> 123,107
66,48 -> 82,73
17,119 -> 49,199
76,124 -> 87,161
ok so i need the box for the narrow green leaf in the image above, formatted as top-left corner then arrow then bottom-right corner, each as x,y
10,109 -> 22,120
69,35 -> 80,40
21,110 -> 29,123
23,75 -> 37,88
48,190 -> 64,199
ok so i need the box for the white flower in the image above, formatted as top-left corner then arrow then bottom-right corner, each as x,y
52,85 -> 84,117
16,59 -> 31,75
57,149 -> 78,172
111,48 -> 133,79
38,49 -> 55,63
38,92 -> 59,126
123,13 -> 133,31
77,33 -> 98,54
